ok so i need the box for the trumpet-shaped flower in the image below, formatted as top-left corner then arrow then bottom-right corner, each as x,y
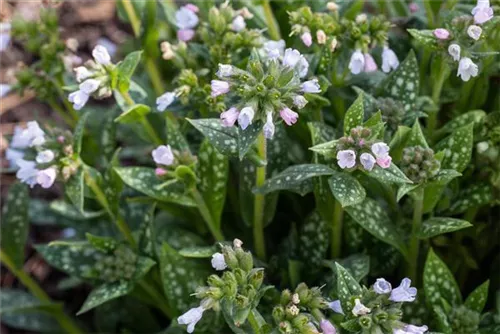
20,121 -> 46,147
337,150 -> 356,169
69,90 -> 89,111
382,47 -> 399,73
320,319 -> 337,334
328,300 -> 344,314
16,159 -> 39,188
393,324 -> 428,334
301,79 -> 321,93
92,45 -> 111,65
457,57 -> 479,82
349,50 -> 365,75
74,66 -> 93,83
283,48 -> 302,68
292,95 -> 308,109
36,150 -> 55,164
280,108 -> 299,126
238,107 -> 255,130
373,278 -> 392,294
448,44 -> 461,61
352,298 -> 371,316
220,107 -> 239,127
371,142 -> 392,168
211,252 -> 227,271
264,39 -> 285,59
156,92 -> 176,111
216,64 -> 233,78
433,28 -> 450,40
37,167 -> 57,189
467,25 -> 482,40
177,29 -> 195,42
390,278 -> 417,302
79,79 -> 101,95
301,31 -> 312,47
175,6 -> 199,30
364,53 -> 378,72
211,80 -> 230,97
360,153 -> 376,171
152,145 -> 174,166
231,15 -> 246,32
471,0 -> 493,24
178,306 -> 205,333
263,111 -> 275,139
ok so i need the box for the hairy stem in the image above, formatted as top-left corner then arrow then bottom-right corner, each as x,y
253,133 -> 267,261
191,188 -> 224,241
0,250 -> 85,334
408,195 -> 424,283
331,199 -> 344,259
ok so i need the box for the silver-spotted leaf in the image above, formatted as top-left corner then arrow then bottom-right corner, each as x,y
435,124 -> 473,173
424,248 -> 462,307
407,29 -> 440,50
298,211 -> 329,266
50,200 -> 104,220
238,122 -> 262,160
328,172 -> 366,207
166,119 -> 190,154
406,121 -> 429,148
187,118 -> 238,156
418,217 -> 472,239
77,281 -> 133,315
437,110 -> 485,134
344,94 -> 364,135
449,183 -> 492,214
366,164 -> 413,184
464,280 -> 489,313
73,110 -> 90,154
335,262 -> 362,313
1,183 -> 29,268
66,168 -> 84,212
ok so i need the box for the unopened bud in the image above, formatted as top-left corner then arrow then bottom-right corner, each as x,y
316,30 -> 327,45
355,14 -> 367,24
233,238 -> 243,248
330,37 -> 338,52
248,268 -> 264,289
207,274 -> 225,287
287,305 -> 300,317
292,293 -> 300,304
281,289 -> 292,305
239,7 -> 253,19
326,2 -> 339,12
237,250 -> 253,271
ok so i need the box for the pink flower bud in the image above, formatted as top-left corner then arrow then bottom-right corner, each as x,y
301,32 -> 312,47
57,136 -> 65,143
184,3 -> 199,13
155,168 -> 167,176
433,28 -> 450,40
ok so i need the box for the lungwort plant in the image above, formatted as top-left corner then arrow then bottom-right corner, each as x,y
1,1 -> 499,334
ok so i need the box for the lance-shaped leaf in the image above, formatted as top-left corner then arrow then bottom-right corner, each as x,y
198,140 -> 228,228
328,172 -> 366,207
437,110 -> 485,134
254,164 -> 335,195
1,183 -> 29,268
117,51 -> 142,89
50,200 -> 104,220
335,262 -> 362,313
159,242 -> 210,315
114,167 -> 195,206
326,254 -> 370,282
344,94 -> 364,135
422,169 -> 462,213
73,110 -> 90,154
366,164 -> 413,184
188,118 -> 238,156
238,122 -> 262,160
345,198 -> 407,258
298,211 -> 329,266
77,281 -> 133,315
166,119 -> 190,153
66,168 -> 84,212
178,245 -> 217,258
379,50 -> 419,117
113,81 -> 148,112
353,86 -> 378,114
424,248 -> 462,307
309,139 -> 338,157
138,205 -> 156,258
435,124 -> 473,173
407,29 -> 440,50
449,183 -> 493,214
406,121 -> 429,148
418,217 -> 472,239
464,280 -> 489,313
114,104 -> 151,124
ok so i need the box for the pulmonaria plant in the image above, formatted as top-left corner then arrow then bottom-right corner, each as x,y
209,49 -> 321,139
400,146 -> 441,184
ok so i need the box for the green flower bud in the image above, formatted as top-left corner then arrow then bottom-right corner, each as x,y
281,289 -> 292,305
291,313 -> 308,327
296,283 -> 311,304
234,268 -> 247,285
207,274 -> 225,287
279,321 -> 293,333
237,251 -> 253,272
235,294 -> 249,308
222,246 -> 239,269
248,268 -> 264,289
273,305 -> 286,322
359,315 -> 372,328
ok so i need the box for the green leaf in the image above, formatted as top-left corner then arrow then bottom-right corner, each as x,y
407,121 -> 429,148
379,50 -> 419,119
397,184 -> 421,201
77,281 -> 133,315
344,94 -> 364,135
138,205 -> 156,258
366,164 -> 413,184
66,169 -> 84,212
335,262 -> 362,313
328,172 -> 366,207
435,124 -> 473,173
1,183 -> 29,268
326,254 -> 370,282
298,211 -> 329,266
437,110 -> 486,134
114,167 -> 195,206
86,233 -> 118,252
418,217 -> 472,239
309,139 -> 338,157
114,104 -> 151,124
118,51 -> 142,82
198,140 -> 228,228
407,29 -> 440,50
178,246 -> 217,258
238,123 -> 262,160
73,110 -> 90,154
187,118 -> 238,156
0,288 -> 60,314
114,81 -> 148,112
424,248 -> 462,307
345,198 -> 407,257
50,200 -> 104,220
449,183 -> 492,214
254,164 -> 335,195
166,119 -> 190,154
464,280 -> 489,313
159,242 -> 210,315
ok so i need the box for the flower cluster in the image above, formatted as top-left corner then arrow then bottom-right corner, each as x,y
272,283 -> 333,334
207,49 -> 321,139
288,6 -> 399,74
151,144 -> 197,181
91,246 -> 138,282
329,278 -> 428,334
336,127 -> 392,171
178,239 -> 266,333
400,146 -> 440,183
68,45 -> 113,110
8,121 -> 78,189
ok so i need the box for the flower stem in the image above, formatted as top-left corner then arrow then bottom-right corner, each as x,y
121,0 -> 140,36
331,199 -> 343,259
423,0 -> 435,27
261,0 -> 281,41
145,57 -> 166,95
191,188 -> 224,241
0,250 -> 85,334
408,194 -> 424,283
84,169 -> 136,248
253,133 -> 267,261
48,99 -> 76,128
428,56 -> 449,137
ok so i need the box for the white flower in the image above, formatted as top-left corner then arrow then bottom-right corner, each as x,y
69,90 -> 89,111
178,306 -> 205,333
373,278 -> 392,294
467,25 -> 482,40
360,153 -> 376,171
382,47 -> 399,73
471,0 -> 494,24
349,50 -> 365,75
0,83 -> 11,98
20,121 -> 46,147
301,31 -> 312,47
457,57 -> 479,82
263,111 -> 275,139
5,149 -> 24,168
355,13 -> 367,24
92,45 -> 111,65
389,277 -> 417,302
328,300 -> 344,314
220,107 -> 239,127
152,145 -> 174,166
156,92 -> 176,111
10,126 -> 31,149
211,252 -> 227,271
37,167 -> 57,189
0,22 -> 11,51
16,159 -> 39,188
216,64 -> 233,78
337,150 -> 356,169
36,150 -> 55,164
79,79 -> 101,95
176,6 -> 199,30
238,107 -> 255,130
297,56 -> 309,78
326,2 -> 339,12
74,66 -> 93,83
448,44 -> 461,61
352,298 -> 371,316
231,15 -> 246,32
283,48 -> 302,68
293,95 -> 308,109
393,324 -> 429,334
301,79 -> 321,93
210,80 -> 230,97
264,40 -> 286,59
